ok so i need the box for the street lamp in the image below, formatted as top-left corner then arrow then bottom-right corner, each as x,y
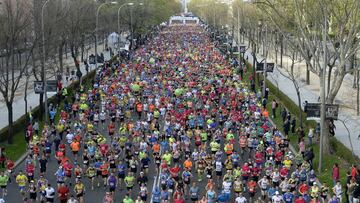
117,2 -> 134,53
213,1 -> 226,29
95,1 -> 118,70
41,0 -> 56,124
128,2 -> 144,50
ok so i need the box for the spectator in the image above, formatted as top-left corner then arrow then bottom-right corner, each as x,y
264,87 -> 269,100
283,119 -> 290,136
304,148 -> 315,169
348,178 -> 357,203
298,138 -> 306,157
315,123 -> 321,141
353,182 -> 360,203
303,101 -> 308,113
291,117 -> 296,134
281,108 -> 287,122
308,128 -> 314,145
332,163 -> 340,186
271,99 -> 278,118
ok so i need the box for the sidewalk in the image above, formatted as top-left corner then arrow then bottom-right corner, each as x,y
241,38 -> 360,157
0,44 -> 111,131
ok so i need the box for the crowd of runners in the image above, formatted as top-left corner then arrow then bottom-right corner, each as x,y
0,24 -> 360,203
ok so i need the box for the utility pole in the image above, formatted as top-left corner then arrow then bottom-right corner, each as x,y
237,9 -> 241,66
319,13 -> 327,173
263,25 -> 268,97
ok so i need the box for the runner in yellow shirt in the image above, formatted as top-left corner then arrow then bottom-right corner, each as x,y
16,171 -> 28,197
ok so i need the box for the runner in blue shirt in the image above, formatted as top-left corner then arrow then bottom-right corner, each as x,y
283,190 -> 294,203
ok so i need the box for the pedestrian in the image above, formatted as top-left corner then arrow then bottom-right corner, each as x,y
291,117 -> 296,134
304,148 -> 315,169
281,108 -> 287,122
265,87 -> 269,99
299,138 -> 306,157
283,119 -> 290,136
332,163 -> 340,186
271,99 -> 278,118
353,182 -> 360,203
315,123 -> 321,141
308,128 -> 314,145
348,178 -> 357,203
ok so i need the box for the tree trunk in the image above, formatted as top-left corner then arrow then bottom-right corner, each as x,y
357,69 -> 359,116
322,120 -> 331,154
306,62 -> 310,85
81,35 -> 85,62
280,36 -> 283,68
296,90 -> 303,127
6,102 -> 14,144
327,66 -> 333,96
39,93 -> 44,121
65,42 -> 68,59
58,42 -> 64,74
24,69 -> 29,122
320,72 -> 332,155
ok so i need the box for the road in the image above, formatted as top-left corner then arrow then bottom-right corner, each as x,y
3,25 -> 298,203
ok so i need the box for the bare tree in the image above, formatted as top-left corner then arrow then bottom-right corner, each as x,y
0,0 -> 36,143
256,0 -> 360,154
275,41 -> 305,127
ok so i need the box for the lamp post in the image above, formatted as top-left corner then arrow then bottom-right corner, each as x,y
95,1 -> 118,70
117,2 -> 134,53
41,0 -> 54,124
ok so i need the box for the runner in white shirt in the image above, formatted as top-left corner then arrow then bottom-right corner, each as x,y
215,160 -> 223,185
222,179 -> 232,195
272,191 -> 283,203
67,195 -> 79,203
66,131 -> 74,144
332,181 -> 343,203
235,193 -> 247,203
45,184 -> 55,202
258,176 -> 269,199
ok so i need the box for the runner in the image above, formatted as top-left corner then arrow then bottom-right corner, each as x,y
0,172 -> 9,198
74,179 -> 85,203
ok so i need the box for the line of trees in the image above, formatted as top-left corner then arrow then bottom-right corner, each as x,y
190,0 -> 360,157
0,0 -> 181,144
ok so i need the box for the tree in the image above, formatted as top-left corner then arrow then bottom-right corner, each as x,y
257,0 -> 360,155
275,39 -> 305,127
62,0 -> 95,80
0,0 -> 36,143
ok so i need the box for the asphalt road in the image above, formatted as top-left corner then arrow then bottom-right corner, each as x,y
3,26 -> 293,203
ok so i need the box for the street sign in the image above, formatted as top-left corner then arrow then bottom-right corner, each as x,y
33,80 -> 58,94
46,80 -> 57,92
256,62 -> 275,73
89,54 -> 96,64
34,81 -> 44,94
266,63 -> 275,72
306,103 -> 339,120
239,46 -> 246,53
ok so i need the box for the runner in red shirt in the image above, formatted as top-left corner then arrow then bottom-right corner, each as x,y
57,183 -> 70,203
